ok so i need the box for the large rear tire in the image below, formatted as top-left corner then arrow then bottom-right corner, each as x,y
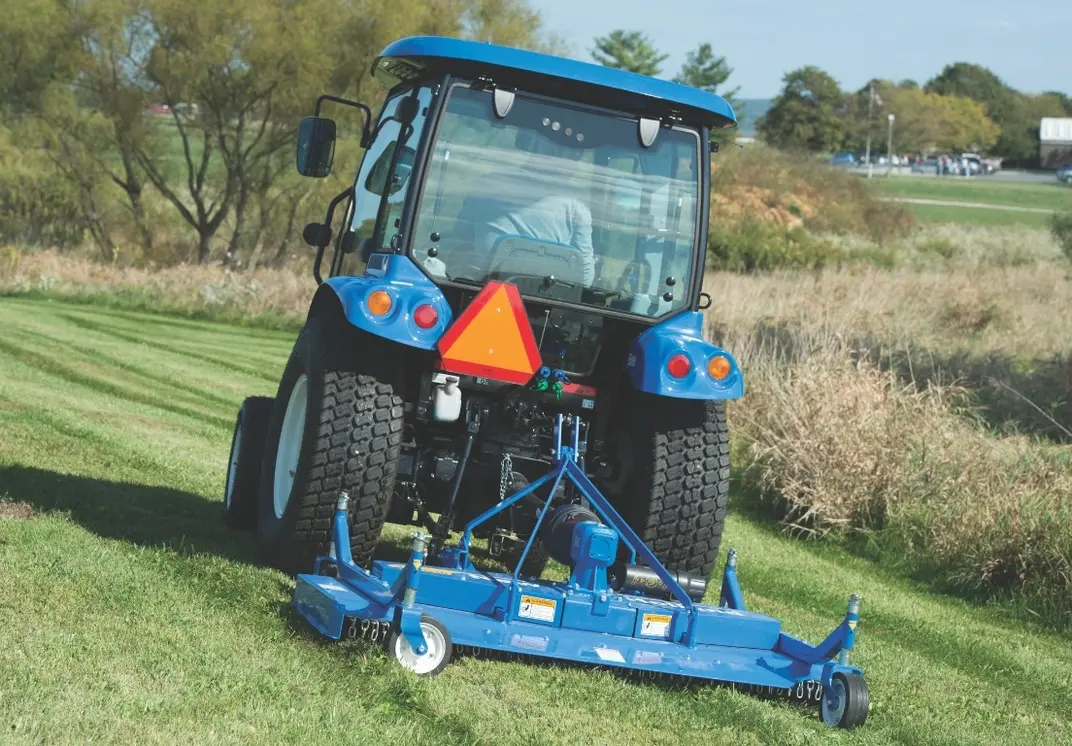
224,396 -> 275,530
604,394 -> 730,580
257,316 -> 403,574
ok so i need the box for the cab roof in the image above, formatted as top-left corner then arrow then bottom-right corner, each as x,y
373,36 -> 737,129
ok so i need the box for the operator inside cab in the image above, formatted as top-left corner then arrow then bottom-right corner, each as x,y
453,130 -> 596,288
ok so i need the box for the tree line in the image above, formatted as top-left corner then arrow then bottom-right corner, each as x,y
0,0 -> 552,264
758,63 -> 1072,162
585,30 -> 1071,163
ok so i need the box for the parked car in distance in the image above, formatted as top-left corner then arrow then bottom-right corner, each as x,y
829,152 -> 856,167
1057,165 -> 1072,184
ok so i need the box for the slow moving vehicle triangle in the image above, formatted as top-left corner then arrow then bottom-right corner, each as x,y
437,281 -> 541,385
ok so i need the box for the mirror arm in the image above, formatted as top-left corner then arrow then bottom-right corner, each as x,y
313,187 -> 354,285
315,94 -> 372,148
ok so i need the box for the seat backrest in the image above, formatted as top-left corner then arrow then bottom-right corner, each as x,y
490,235 -> 584,302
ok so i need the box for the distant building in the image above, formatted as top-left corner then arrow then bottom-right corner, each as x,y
1040,118 -> 1072,169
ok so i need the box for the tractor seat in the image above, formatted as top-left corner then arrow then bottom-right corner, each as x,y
489,235 -> 585,302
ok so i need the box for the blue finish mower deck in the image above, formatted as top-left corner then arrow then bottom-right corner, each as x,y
291,416 -> 870,728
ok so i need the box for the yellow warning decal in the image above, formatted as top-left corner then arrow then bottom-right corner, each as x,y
412,559 -> 422,570
519,595 -> 557,622
848,620 -> 857,630
641,613 -> 672,637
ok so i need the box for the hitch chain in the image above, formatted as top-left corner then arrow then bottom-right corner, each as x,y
499,452 -> 513,501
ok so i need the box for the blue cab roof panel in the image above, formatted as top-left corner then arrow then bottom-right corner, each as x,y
373,36 -> 736,128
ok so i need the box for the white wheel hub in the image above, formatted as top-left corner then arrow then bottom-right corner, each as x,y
393,622 -> 447,675
821,677 -> 847,727
225,414 -> 243,510
273,374 -> 308,519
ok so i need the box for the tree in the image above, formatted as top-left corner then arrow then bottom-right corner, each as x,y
673,43 -> 737,106
0,0 -> 82,113
877,88 -> 999,153
591,30 -> 667,77
757,66 -> 847,152
925,63 -> 1042,164
1038,91 -> 1072,117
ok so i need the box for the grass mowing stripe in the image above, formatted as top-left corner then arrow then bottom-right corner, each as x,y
56,312 -> 288,383
0,335 -> 231,429
3,325 -> 246,412
0,296 -> 298,360
8,315 -> 276,402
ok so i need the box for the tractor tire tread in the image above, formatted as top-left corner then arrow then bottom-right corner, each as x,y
622,396 -> 730,579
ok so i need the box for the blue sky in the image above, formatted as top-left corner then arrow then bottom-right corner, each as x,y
536,0 -> 1072,98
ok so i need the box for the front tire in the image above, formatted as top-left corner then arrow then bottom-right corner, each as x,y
257,316 -> 403,574
224,396 -> 274,530
604,394 -> 730,580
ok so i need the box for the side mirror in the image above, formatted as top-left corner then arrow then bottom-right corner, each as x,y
296,117 -> 336,177
364,142 -> 416,196
302,221 -> 332,248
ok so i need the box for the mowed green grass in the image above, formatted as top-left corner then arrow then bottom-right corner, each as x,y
901,203 -> 1054,227
1,297 -> 1071,746
869,175 -> 1072,212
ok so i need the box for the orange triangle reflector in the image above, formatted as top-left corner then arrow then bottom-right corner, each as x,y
438,282 -> 541,385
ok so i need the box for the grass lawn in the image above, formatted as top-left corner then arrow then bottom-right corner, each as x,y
867,175 -> 1072,213
2,297 -> 1071,746
902,202 -> 1054,227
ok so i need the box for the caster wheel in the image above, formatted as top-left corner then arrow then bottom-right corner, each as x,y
386,615 -> 452,677
820,672 -> 869,729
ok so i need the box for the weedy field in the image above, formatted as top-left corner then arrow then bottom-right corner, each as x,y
2,298 -> 1071,746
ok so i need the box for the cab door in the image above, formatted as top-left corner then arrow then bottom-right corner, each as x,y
331,84 -> 435,277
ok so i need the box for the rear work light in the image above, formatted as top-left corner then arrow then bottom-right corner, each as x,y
666,353 -> 692,379
413,304 -> 439,329
707,355 -> 732,380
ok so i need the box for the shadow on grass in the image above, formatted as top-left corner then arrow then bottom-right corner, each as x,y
1,465 -> 256,564
2,465 -> 427,570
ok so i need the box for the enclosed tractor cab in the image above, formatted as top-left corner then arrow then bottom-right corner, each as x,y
223,37 -> 871,729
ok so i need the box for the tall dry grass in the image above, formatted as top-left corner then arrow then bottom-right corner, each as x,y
707,263 -> 1072,623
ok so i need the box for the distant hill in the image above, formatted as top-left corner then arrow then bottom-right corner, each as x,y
734,98 -> 772,138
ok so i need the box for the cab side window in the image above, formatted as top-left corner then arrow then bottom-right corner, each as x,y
335,85 -> 433,277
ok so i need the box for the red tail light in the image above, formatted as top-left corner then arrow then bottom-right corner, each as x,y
414,304 -> 439,329
666,353 -> 692,379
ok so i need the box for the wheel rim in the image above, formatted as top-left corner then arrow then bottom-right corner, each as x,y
273,374 -> 308,519
393,622 -> 447,675
225,414 -> 243,510
821,677 -> 848,727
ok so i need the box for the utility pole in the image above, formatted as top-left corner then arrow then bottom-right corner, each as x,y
886,113 -> 895,177
864,82 -> 874,179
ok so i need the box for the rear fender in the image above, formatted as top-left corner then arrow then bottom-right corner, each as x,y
626,311 -> 744,400
310,254 -> 452,350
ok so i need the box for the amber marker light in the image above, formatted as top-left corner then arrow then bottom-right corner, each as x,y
367,290 -> 393,316
707,355 -> 732,380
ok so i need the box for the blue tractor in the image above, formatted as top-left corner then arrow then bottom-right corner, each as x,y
223,37 -> 869,728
